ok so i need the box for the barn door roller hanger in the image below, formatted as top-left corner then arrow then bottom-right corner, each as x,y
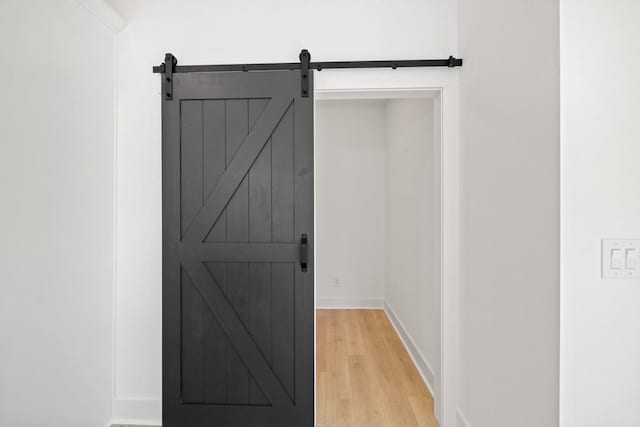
154,49 -> 463,100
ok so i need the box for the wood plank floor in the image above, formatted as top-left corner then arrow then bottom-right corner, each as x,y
316,309 -> 438,427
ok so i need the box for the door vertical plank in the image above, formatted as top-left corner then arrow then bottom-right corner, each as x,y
225,100 -> 250,243
271,105 -> 295,243
226,262 -> 250,403
179,100 -> 204,402
249,98 -> 269,130
249,98 -> 272,243
163,85 -> 181,422
225,100 -> 251,404
203,262 -> 228,403
249,140 -> 272,242
248,262 -> 272,404
226,175 -> 249,241
180,100 -> 203,238
226,99 -> 249,162
203,100 -> 227,242
272,262 -> 295,400
181,269 -> 204,402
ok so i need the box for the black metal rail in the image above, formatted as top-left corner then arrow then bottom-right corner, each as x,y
153,57 -> 462,74
154,50 -> 462,99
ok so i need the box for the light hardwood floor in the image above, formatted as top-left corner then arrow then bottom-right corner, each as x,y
316,309 -> 438,427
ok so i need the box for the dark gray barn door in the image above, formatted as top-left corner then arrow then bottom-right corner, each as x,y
162,70 -> 314,427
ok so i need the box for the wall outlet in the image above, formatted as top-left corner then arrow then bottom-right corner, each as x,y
331,277 -> 341,287
602,239 -> 640,278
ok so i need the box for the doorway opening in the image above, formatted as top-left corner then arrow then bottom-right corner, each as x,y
314,92 -> 443,426
156,56 -> 460,426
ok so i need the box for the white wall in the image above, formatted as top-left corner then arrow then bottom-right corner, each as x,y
458,0 -> 560,426
0,1 -> 119,426
385,98 -> 439,392
315,100 -> 387,308
560,2 -> 640,426
108,0 -> 457,421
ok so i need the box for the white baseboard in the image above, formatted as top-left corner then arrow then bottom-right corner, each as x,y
316,297 -> 384,309
383,303 -> 437,401
109,397 -> 161,426
456,409 -> 471,427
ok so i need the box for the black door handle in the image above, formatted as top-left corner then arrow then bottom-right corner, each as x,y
300,233 -> 308,272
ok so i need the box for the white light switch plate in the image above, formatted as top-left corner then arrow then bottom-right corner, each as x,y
602,239 -> 640,278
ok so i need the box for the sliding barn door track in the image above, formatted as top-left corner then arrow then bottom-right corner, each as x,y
153,49 -> 463,99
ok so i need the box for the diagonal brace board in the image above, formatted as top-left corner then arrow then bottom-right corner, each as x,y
182,96 -> 293,242
182,260 -> 293,407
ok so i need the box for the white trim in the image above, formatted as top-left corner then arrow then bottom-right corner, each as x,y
456,409 -> 471,427
100,3 -> 123,421
384,303 -> 437,396
316,88 -> 440,101
313,89 -> 318,427
316,298 -> 384,309
75,0 -> 126,33
109,397 -> 161,426
440,81 -> 460,427
110,23 -> 119,419
432,91 -> 443,423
